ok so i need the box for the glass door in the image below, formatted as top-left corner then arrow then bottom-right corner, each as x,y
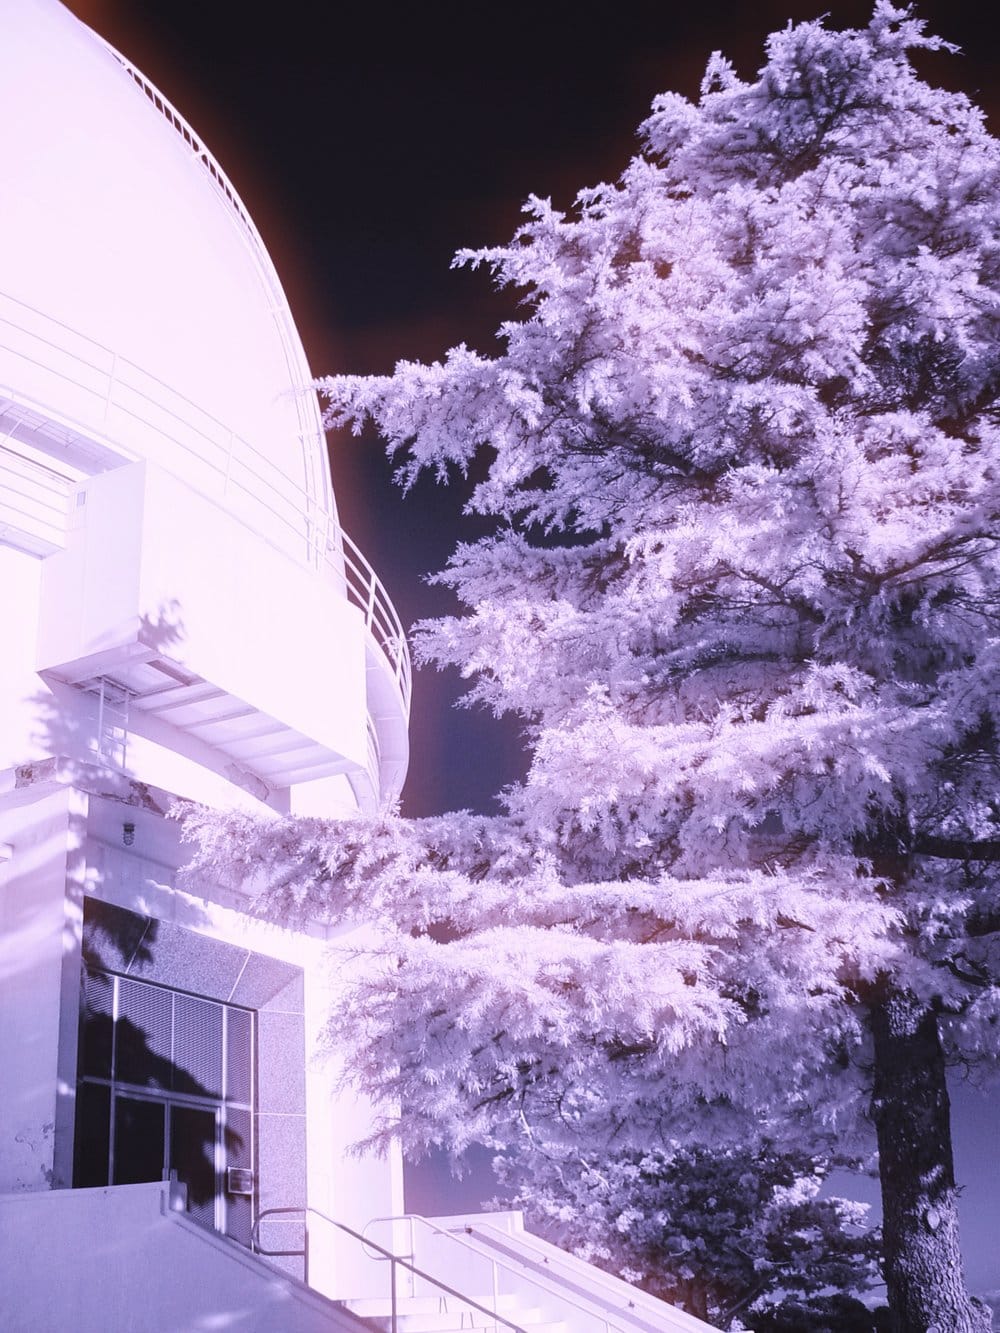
74,969 -> 255,1246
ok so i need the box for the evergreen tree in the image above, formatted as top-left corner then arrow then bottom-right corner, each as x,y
495,1144 -> 882,1328
185,7 -> 1000,1326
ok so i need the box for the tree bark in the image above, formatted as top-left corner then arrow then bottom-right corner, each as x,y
870,991 -> 990,1333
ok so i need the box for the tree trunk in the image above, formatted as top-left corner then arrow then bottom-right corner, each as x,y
870,990 -> 990,1333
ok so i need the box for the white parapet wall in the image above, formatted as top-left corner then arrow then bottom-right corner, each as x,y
0,1181 -> 367,1331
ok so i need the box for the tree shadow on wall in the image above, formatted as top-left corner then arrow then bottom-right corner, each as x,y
74,967 -> 248,1220
25,602 -> 186,799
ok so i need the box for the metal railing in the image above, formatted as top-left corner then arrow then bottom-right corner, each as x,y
456,1219 -> 700,1332
0,287 -> 411,718
362,1214 -> 649,1333
95,35 -> 302,358
251,1206 -> 527,1333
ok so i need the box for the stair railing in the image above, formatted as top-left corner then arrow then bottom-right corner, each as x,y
455,1219 -> 698,1333
251,1206 -> 527,1333
362,1213 -> 645,1333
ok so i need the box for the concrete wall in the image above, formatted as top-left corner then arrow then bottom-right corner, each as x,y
0,783 -> 81,1193
0,777 -> 404,1300
0,545 -> 50,772
0,1182 -> 366,1332
37,462 -> 369,776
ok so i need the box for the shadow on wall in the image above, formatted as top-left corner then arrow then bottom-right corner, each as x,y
28,601 -> 186,788
73,896 -> 309,1255
7,596 -> 308,1255
75,995 -> 245,1209
2,599 -> 206,1000
76,899 -> 255,1243
5,600 -> 237,1216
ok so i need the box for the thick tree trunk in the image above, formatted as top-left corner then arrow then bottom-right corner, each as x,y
870,991 -> 990,1333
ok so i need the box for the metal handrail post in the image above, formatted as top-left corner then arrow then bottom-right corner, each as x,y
252,1207 -> 526,1332
363,1212 -> 643,1333
390,1256 -> 398,1333
104,351 -> 117,422
223,430 -> 235,495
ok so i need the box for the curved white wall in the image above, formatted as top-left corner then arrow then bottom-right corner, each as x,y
0,0 -> 332,563
0,0 -> 409,810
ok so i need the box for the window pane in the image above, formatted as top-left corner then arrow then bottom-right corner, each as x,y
112,1096 -> 165,1185
224,1106 -> 253,1247
73,1082 -> 110,1188
79,969 -> 114,1079
170,1104 -> 218,1230
226,1007 -> 252,1104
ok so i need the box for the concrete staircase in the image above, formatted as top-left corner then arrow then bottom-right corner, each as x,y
342,1292 -> 567,1332
348,1212 -> 719,1333
1,1185 -> 719,1332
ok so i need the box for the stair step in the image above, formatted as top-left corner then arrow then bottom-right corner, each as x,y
343,1293 -> 519,1318
342,1296 -> 567,1332
358,1323 -> 567,1333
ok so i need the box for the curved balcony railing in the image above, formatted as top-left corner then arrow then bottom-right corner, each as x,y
0,287 -> 411,721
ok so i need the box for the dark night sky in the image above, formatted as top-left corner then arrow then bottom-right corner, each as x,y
64,0 -> 1000,820
62,2 -> 999,1282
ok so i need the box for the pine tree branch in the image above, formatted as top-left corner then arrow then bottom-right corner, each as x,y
913,835 -> 1000,862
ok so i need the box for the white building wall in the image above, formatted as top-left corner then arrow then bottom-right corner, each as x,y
0,784 -> 82,1192
0,2 -> 408,1305
0,1182 -> 371,1331
0,0 -> 333,561
37,462 -> 372,793
0,546 -> 51,770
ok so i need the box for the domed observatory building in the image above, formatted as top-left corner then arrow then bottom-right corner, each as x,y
0,5 -> 713,1330
0,0 -> 409,1323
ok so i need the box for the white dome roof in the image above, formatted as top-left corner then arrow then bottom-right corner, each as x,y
0,0 -> 334,558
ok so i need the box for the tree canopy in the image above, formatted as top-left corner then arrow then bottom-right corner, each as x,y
495,1143 -> 881,1327
185,6 -> 1000,1327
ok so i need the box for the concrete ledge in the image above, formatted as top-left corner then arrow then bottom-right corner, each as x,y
0,1183 -> 368,1331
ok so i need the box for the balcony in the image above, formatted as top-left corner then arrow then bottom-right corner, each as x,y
29,460 -> 407,808
0,291 -> 409,806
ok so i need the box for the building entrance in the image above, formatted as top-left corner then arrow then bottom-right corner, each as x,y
73,968 -> 255,1247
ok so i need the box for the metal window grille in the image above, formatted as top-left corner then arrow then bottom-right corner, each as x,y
75,969 -> 255,1242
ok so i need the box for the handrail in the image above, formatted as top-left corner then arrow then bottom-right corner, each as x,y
251,1206 -> 527,1333
93,35 -> 305,369
468,1219 -> 652,1299
362,1213 -> 644,1333
459,1220 -> 694,1331
0,287 -> 411,718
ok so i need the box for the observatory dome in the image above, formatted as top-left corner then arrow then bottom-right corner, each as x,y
0,0 -> 331,560
0,0 -> 408,809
